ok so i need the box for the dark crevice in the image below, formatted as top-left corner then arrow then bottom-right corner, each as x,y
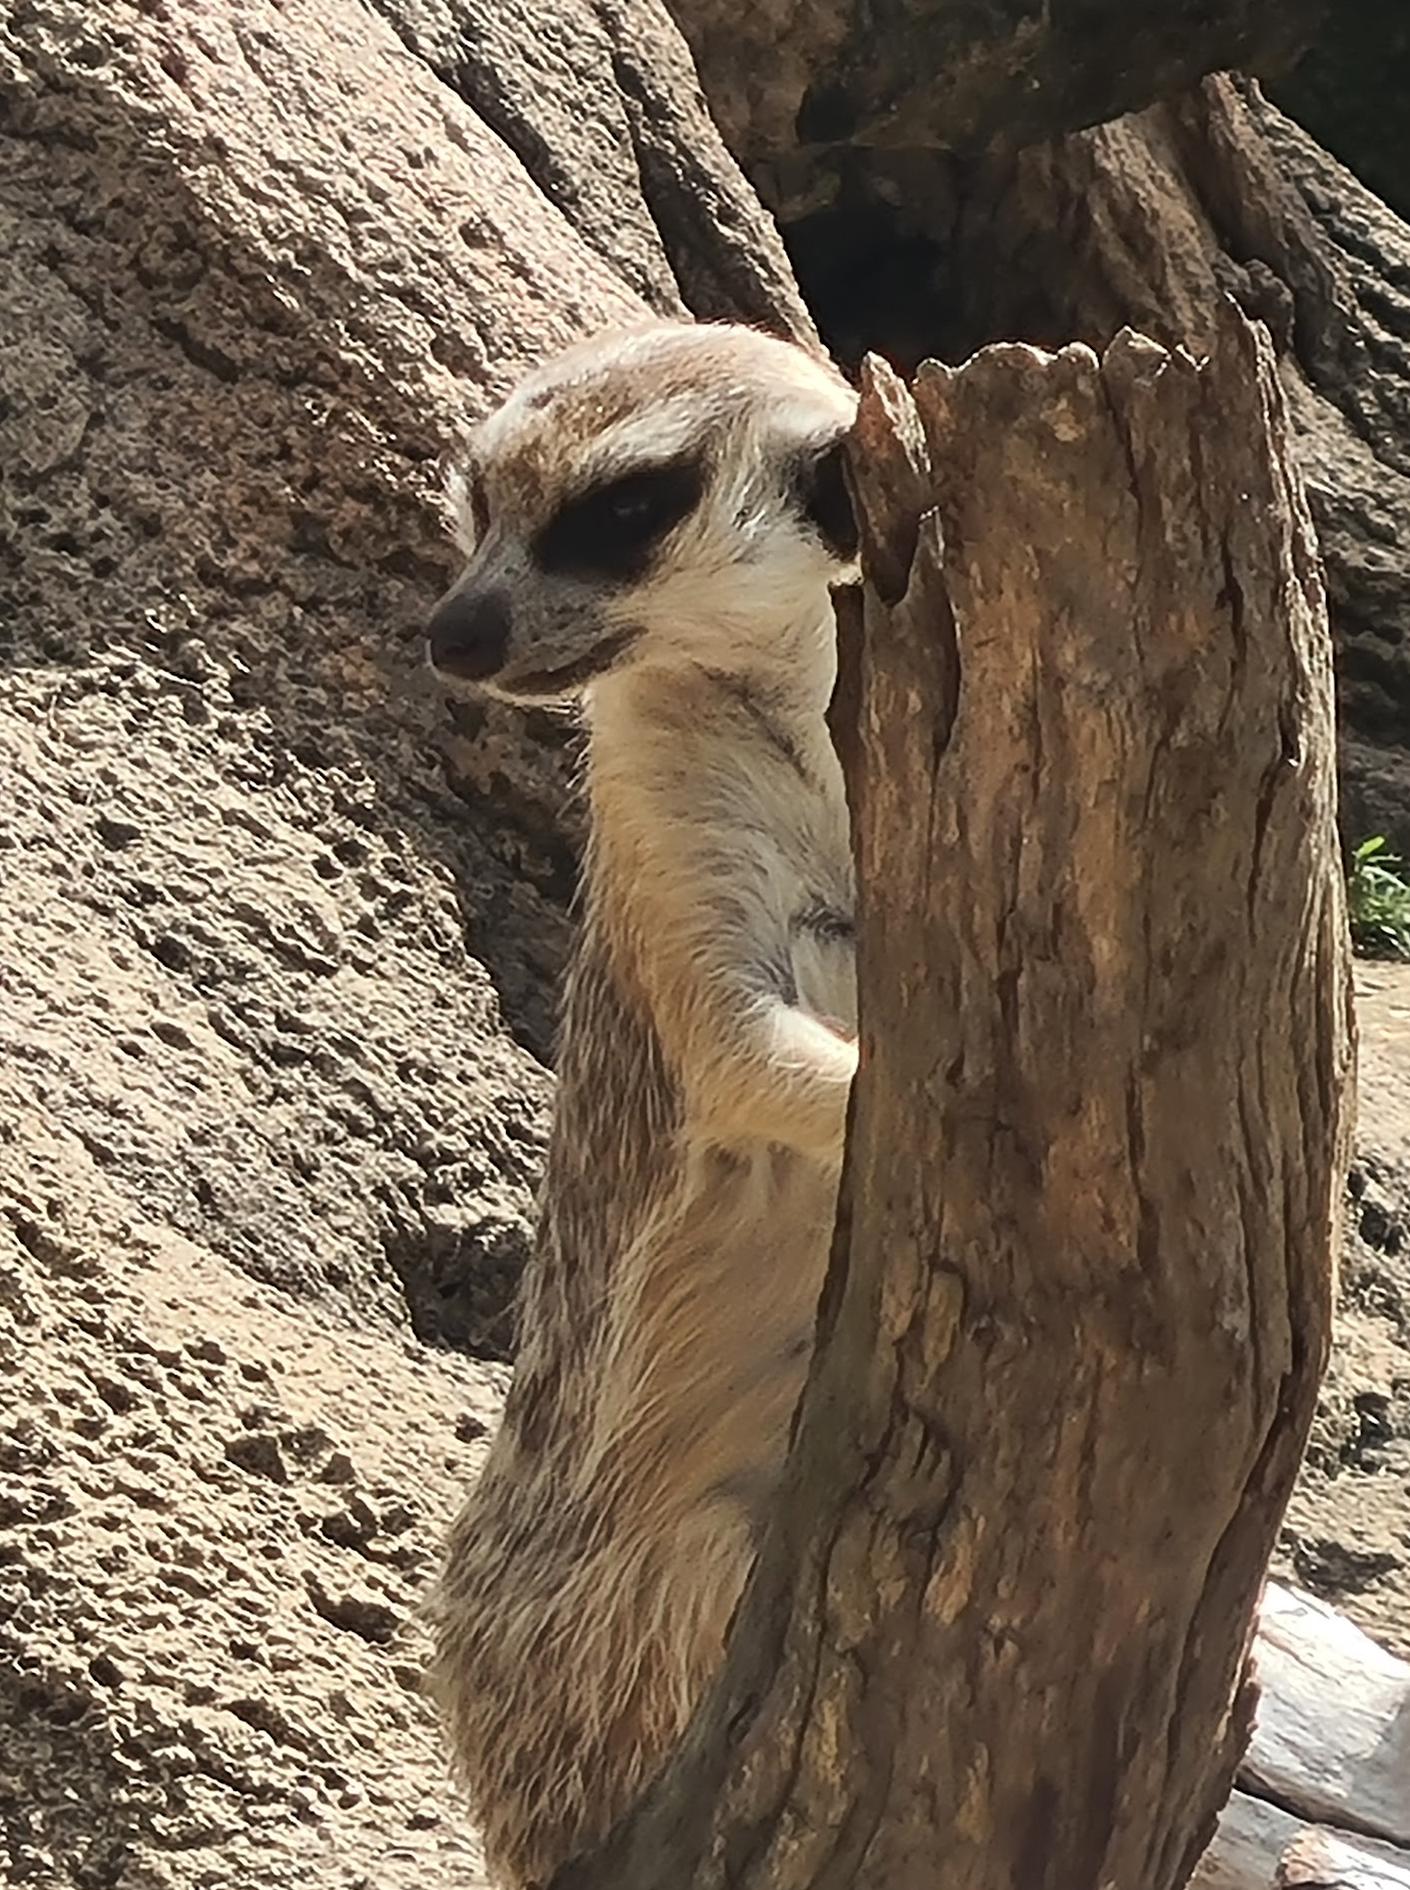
150,316 -> 244,385
782,202 -> 959,376
1235,1763 -> 1408,1857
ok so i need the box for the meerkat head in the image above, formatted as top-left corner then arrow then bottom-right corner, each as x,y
426,322 -> 859,705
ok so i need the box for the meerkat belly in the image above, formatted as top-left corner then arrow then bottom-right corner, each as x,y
590,1142 -> 838,1561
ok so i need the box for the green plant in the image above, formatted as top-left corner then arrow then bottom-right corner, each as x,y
1346,835 -> 1410,960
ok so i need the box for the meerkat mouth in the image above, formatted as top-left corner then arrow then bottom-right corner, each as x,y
499,628 -> 642,700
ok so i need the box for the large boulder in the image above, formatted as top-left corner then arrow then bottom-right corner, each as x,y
0,0 -> 802,1880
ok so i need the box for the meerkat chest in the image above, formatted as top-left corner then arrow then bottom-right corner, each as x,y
723,739 -> 857,1040
591,669 -> 857,1040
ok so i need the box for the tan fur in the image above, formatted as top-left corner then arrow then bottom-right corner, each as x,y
425,323 -> 859,1887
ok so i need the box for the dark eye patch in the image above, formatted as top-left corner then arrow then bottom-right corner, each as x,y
533,458 -> 705,581
792,436 -> 858,563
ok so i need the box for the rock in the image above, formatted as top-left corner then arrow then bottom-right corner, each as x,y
0,1131 -> 503,1885
659,30 -> 1410,858
0,0 -> 809,1881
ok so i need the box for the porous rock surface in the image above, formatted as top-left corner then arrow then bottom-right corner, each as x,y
3,1121 -> 506,1887
1,2 -> 1407,1885
0,0 -> 799,1879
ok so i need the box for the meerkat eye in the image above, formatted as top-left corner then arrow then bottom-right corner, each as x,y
534,458 -> 705,580
792,437 -> 858,564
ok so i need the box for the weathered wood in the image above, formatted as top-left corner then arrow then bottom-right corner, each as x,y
1244,1585 -> 1410,1849
1278,1830 -> 1410,1889
1198,1792 -> 1315,1888
1194,1584 -> 1410,1887
551,315 -> 1352,1890
664,33 -> 1410,860
1197,1796 -> 1410,1889
950,77 -> 1410,857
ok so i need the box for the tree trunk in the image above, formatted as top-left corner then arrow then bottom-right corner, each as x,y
552,316 -> 1353,1890
950,77 -> 1410,865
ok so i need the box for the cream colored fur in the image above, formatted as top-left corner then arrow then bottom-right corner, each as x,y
426,322 -> 859,1887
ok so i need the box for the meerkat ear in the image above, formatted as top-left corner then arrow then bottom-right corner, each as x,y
793,433 -> 859,566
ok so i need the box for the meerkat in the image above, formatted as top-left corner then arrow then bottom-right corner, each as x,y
425,321 -> 861,1888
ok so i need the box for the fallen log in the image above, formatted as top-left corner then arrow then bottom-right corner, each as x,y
1197,1583 -> 1410,1886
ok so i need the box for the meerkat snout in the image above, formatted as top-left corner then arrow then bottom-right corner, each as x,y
426,586 -> 513,682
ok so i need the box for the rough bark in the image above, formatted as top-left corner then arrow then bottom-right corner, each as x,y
552,317 -> 1352,1890
949,77 -> 1410,864
667,3 -> 1410,862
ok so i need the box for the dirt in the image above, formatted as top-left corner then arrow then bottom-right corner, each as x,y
1276,960 -> 1410,1660
1,1094 -> 505,1888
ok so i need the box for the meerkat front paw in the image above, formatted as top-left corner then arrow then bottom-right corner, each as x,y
766,1003 -> 858,1166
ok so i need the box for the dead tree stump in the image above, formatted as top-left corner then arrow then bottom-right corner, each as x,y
553,311 -> 1353,1890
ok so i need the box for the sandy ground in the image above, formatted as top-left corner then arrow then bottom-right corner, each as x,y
1275,959 -> 1410,1658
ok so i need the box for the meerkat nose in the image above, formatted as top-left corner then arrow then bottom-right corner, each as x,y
426,586 -> 513,682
